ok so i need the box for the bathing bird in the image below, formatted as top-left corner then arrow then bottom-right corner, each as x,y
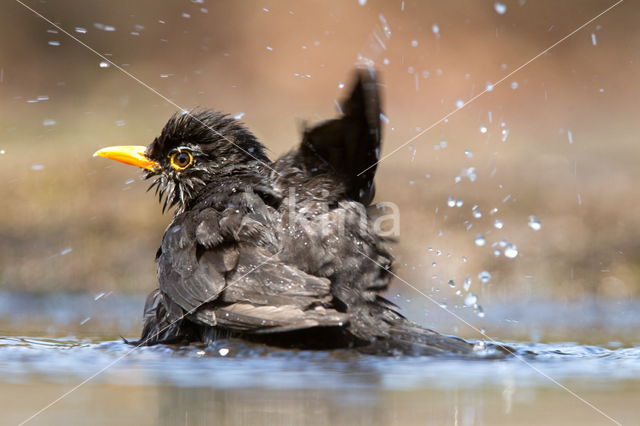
94,68 -> 473,355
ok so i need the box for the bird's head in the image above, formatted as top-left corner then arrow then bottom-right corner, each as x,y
94,110 -> 271,213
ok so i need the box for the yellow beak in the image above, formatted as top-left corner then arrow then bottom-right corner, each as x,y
93,146 -> 160,171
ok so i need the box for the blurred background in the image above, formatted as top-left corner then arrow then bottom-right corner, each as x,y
1,0 -> 639,342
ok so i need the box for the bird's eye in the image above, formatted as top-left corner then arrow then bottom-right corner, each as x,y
169,151 -> 193,171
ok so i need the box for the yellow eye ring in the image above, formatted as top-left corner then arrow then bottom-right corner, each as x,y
169,150 -> 194,171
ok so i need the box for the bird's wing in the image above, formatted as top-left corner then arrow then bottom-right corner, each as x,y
157,189 -> 349,333
297,67 -> 381,205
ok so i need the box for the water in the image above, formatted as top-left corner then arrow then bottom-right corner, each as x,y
1,291 -> 640,425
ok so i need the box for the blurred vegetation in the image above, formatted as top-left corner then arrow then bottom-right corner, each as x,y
0,0 -> 639,303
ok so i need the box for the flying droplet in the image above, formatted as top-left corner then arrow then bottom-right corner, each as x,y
479,125 -> 488,134
99,61 -> 110,68
474,234 -> 486,246
463,277 -> 472,291
494,2 -> 507,14
528,216 -> 542,231
464,292 -> 477,307
494,219 -> 503,229
504,244 -> 519,259
478,271 -> 491,284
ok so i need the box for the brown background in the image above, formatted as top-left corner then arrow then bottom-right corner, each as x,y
0,0 -> 638,312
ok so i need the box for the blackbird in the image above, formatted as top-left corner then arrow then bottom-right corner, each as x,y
94,68 -> 474,355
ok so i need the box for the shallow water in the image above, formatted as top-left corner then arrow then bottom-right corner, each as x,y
2,292 -> 640,425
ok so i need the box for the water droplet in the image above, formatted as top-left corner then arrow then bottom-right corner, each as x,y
359,0 -> 367,5
448,279 -> 455,288
338,82 -> 345,88
494,2 -> 507,14
74,27 -> 87,34
94,23 -> 116,32
233,112 -> 245,120
478,271 -> 491,284
464,149 -> 473,158
504,244 -> 519,259
42,119 -> 56,126
464,292 -> 477,307
60,247 -> 72,256
567,130 -> 574,144
501,128 -> 510,142
48,41 -> 60,46
447,196 -> 456,207
432,24 -> 440,38
455,200 -> 463,208
410,40 -> 419,47
485,83 -> 494,91
462,167 -> 477,182
455,99 -> 465,108
494,219 -> 503,229
591,33 -> 597,46
218,347 -> 230,356
94,292 -> 105,301
99,61 -> 110,68
0,150 -> 5,155
476,305 -> 485,318
463,277 -> 472,291
474,234 -> 486,246
510,81 -> 519,89
80,317 -> 91,325
528,216 -> 542,231
266,45 -> 273,51
479,125 -> 488,134
472,205 -> 482,218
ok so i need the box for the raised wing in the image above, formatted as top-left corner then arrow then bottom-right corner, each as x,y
297,67 -> 382,205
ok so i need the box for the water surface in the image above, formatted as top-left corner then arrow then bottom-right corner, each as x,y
1,291 -> 639,425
